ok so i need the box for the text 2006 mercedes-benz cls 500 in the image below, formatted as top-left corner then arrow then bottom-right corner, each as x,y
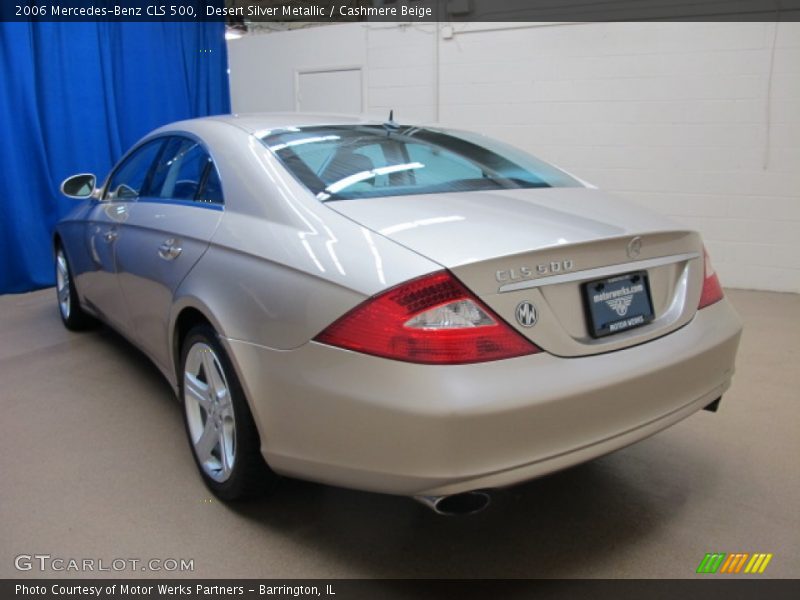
55,113 -> 741,514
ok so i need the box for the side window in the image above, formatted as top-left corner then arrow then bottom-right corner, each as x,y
144,137 -> 182,198
105,140 -> 163,200
145,136 -> 223,205
172,144 -> 208,200
198,165 -> 223,205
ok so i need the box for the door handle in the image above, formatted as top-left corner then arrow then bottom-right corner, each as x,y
103,230 -> 118,243
158,239 -> 182,261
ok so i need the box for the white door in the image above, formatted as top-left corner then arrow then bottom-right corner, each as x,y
296,68 -> 363,114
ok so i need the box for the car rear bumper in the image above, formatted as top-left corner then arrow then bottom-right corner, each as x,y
225,298 -> 741,497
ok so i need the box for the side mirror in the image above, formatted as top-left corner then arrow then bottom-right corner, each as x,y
60,173 -> 96,199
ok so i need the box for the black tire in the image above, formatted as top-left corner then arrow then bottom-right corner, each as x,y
55,243 -> 96,331
179,324 -> 278,501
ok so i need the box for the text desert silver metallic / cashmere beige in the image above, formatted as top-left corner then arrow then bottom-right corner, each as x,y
54,113 -> 742,513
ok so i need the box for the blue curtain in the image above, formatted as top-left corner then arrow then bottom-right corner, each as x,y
0,22 -> 230,294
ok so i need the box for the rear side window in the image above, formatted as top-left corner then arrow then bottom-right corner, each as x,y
199,165 -> 223,204
260,125 -> 580,201
144,136 -> 223,205
105,139 -> 164,200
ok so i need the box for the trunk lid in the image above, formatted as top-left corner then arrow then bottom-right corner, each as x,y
328,188 -> 705,357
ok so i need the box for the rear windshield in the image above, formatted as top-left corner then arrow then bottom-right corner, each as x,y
259,125 -> 580,201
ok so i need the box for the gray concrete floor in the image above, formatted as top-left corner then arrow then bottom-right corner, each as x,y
1,288 -> 797,579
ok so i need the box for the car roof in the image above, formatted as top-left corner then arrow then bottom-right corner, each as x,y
151,112 -> 444,141
205,112 -> 381,135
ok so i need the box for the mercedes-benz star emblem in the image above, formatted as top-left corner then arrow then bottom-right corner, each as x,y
626,236 -> 643,259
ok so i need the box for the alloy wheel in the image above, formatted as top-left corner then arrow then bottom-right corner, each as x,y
55,248 -> 71,320
183,342 -> 237,482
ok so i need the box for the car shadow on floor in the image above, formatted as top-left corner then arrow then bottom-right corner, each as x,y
225,434 -> 715,579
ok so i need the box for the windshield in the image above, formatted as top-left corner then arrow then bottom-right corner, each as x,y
259,125 -> 580,201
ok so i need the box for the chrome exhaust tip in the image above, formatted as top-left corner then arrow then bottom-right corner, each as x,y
414,491 -> 491,516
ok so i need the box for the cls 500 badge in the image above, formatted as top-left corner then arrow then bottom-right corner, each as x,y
496,259 -> 574,283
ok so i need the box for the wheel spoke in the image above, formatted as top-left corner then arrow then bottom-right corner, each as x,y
56,254 -> 67,276
194,418 -> 218,463
219,429 -> 231,475
184,372 -> 212,411
204,351 -> 226,399
216,390 -> 233,418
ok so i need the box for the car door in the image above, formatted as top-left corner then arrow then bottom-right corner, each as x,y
113,135 -> 224,372
82,139 -> 164,331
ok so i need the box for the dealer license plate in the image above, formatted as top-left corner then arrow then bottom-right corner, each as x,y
583,271 -> 654,338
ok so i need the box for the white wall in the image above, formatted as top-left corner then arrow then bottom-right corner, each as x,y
228,22 -> 800,293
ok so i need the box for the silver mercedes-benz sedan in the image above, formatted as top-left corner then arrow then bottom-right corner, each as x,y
55,113 -> 741,514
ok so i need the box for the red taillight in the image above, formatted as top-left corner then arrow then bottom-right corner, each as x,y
698,246 -> 724,309
314,271 -> 541,364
